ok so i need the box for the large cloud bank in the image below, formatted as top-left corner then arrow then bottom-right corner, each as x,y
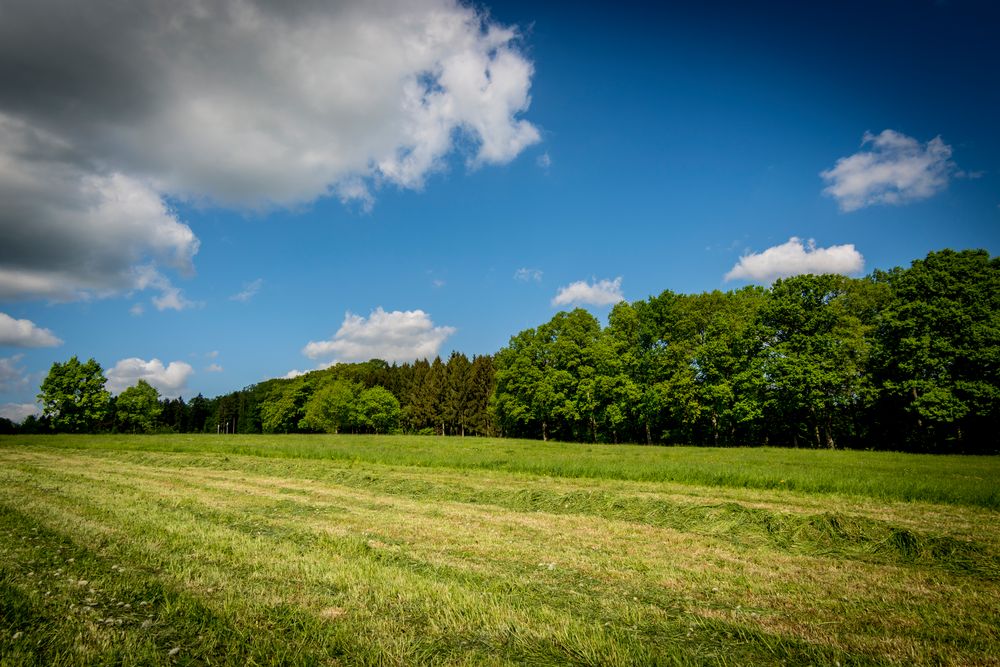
0,0 -> 538,302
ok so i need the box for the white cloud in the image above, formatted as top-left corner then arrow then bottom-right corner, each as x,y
552,277 -> 624,307
431,279 -> 446,289
0,355 -> 29,393
724,237 -> 865,283
205,363 -> 223,373
0,402 -> 40,423
230,278 -> 263,302
0,116 -> 200,302
206,350 -> 219,359
537,152 -> 552,169
820,130 -> 956,211
303,307 -> 456,363
0,1 -> 538,303
514,267 -> 543,282
0,312 -> 62,347
282,369 -> 307,380
132,265 -> 199,311
0,0 -> 537,207
129,303 -> 145,317
105,358 -> 194,398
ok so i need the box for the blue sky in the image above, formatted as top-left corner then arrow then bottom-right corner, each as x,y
1,0 -> 998,418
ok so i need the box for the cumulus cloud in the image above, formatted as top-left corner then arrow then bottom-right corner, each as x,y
303,307 -> 456,363
0,312 -> 62,347
0,0 -> 537,206
0,0 -> 538,303
105,358 -> 194,398
230,278 -> 263,303
821,130 -> 956,211
0,116 -> 200,302
0,402 -> 40,423
514,267 -> 543,282
724,237 -> 864,283
552,277 -> 624,307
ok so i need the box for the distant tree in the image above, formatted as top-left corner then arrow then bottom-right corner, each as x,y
408,357 -> 446,433
188,394 -> 211,433
444,351 -> 472,435
0,417 -> 16,435
872,249 -> 1000,452
356,386 -> 401,434
466,355 -> 495,436
115,380 -> 162,433
260,380 -> 310,434
301,380 -> 359,433
758,274 -> 885,448
37,356 -> 111,433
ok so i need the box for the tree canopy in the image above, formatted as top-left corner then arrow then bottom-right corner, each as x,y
19,249 -> 999,453
37,356 -> 111,433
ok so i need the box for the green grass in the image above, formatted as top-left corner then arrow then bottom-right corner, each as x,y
4,433 -> 999,509
1,435 -> 998,665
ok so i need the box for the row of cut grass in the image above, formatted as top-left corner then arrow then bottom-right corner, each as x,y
2,439 -> 999,665
4,434 -> 998,508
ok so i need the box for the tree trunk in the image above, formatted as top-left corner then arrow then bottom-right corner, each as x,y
645,422 -> 652,446
542,420 -> 548,442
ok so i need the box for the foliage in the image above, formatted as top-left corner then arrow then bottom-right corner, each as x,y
355,386 -> 401,434
37,356 -> 111,433
114,380 -> 162,433
300,379 -> 360,434
19,248 -> 999,453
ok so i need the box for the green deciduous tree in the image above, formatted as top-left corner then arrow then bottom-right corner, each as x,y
115,380 -> 162,433
356,386 -> 401,434
37,356 -> 111,433
301,380 -> 359,433
759,274 -> 885,448
872,249 -> 1000,451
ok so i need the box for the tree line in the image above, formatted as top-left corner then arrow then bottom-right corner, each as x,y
8,249 -> 997,453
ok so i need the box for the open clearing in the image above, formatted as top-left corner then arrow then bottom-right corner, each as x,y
1,435 -> 998,665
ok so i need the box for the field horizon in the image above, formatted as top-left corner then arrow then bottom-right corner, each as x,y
2,434 -> 998,665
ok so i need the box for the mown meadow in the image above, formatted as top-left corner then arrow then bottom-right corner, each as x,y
1,434 -> 998,665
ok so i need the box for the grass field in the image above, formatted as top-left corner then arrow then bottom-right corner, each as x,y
1,435 -> 998,665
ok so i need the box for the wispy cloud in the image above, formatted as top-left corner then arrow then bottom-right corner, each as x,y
133,265 -> 199,312
552,277 -> 624,307
725,237 -> 864,283
303,307 -> 455,363
514,267 -> 543,282
821,130 -> 955,211
205,363 -> 223,373
0,312 -> 62,347
230,278 -> 263,303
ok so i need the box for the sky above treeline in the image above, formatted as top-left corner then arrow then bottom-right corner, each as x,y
1,0 -> 998,420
